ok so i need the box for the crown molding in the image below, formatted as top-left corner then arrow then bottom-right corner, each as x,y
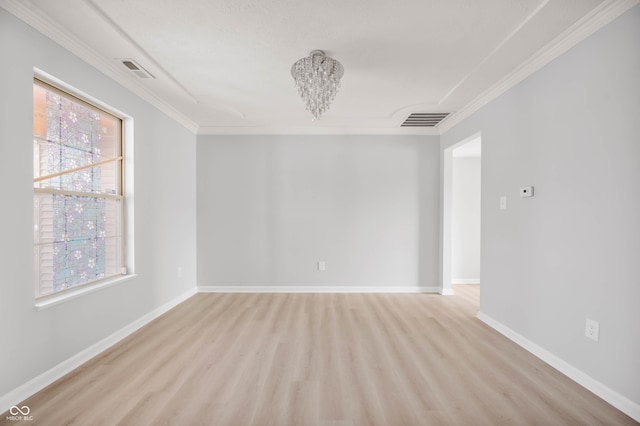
437,0 -> 552,106
437,0 -> 639,134
0,0 -> 199,133
197,125 -> 440,136
3,0 -> 636,137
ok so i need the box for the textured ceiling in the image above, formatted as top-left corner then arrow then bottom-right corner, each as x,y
2,0 -> 619,134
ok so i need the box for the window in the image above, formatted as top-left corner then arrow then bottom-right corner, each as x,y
33,79 -> 124,298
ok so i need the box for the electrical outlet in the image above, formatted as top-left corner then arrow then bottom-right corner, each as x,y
177,266 -> 183,278
500,196 -> 507,210
585,318 -> 599,342
318,261 -> 326,271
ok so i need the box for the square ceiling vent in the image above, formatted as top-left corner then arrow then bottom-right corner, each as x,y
401,112 -> 450,127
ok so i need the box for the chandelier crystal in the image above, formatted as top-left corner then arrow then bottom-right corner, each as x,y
291,50 -> 344,121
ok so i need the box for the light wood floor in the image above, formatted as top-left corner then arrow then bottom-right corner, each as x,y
2,286 -> 635,425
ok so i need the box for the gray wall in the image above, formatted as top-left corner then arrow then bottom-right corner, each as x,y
441,5 -> 640,405
2,0 -> 638,413
197,135 -> 440,289
0,9 -> 197,397
452,157 -> 481,281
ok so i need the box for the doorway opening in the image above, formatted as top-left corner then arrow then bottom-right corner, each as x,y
442,133 -> 481,296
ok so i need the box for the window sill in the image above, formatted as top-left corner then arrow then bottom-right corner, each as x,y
34,274 -> 138,311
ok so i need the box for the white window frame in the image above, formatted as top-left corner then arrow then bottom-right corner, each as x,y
33,74 -> 133,308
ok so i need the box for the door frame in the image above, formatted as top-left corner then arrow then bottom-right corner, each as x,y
440,132 -> 481,295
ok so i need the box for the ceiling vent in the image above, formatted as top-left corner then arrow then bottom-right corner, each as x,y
121,59 -> 155,79
401,112 -> 450,127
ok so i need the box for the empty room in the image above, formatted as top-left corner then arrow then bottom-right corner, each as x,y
1,0 -> 639,424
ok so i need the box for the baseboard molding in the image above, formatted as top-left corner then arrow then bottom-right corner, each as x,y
477,312 -> 640,422
440,288 -> 456,296
452,279 -> 480,284
0,287 -> 197,415
198,285 -> 440,294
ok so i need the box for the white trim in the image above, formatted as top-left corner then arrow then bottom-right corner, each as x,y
477,312 -> 640,422
438,0 -> 639,134
3,0 -> 636,135
197,126 -> 440,136
35,274 -> 138,311
198,285 -> 439,293
441,133 -> 483,296
440,147 -> 453,295
437,0 -> 552,105
452,279 -> 480,285
0,287 -> 197,415
0,0 -> 198,133
34,68 -> 132,121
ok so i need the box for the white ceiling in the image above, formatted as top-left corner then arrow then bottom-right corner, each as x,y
2,0 -> 633,135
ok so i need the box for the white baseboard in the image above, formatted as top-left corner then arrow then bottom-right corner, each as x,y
440,287 -> 456,296
477,312 -> 640,422
0,287 -> 197,415
452,278 -> 480,284
198,285 -> 440,293
1,284 -> 451,415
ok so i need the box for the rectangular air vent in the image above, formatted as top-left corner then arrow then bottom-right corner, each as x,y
401,112 -> 449,127
121,59 -> 155,79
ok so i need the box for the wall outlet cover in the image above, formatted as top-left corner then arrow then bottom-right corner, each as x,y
585,318 -> 599,342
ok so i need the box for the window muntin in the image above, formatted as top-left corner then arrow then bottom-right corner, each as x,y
33,79 -> 124,298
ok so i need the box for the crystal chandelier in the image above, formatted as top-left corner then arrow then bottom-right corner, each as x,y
291,50 -> 344,121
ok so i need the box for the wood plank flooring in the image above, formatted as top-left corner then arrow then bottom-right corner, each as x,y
2,286 -> 636,425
